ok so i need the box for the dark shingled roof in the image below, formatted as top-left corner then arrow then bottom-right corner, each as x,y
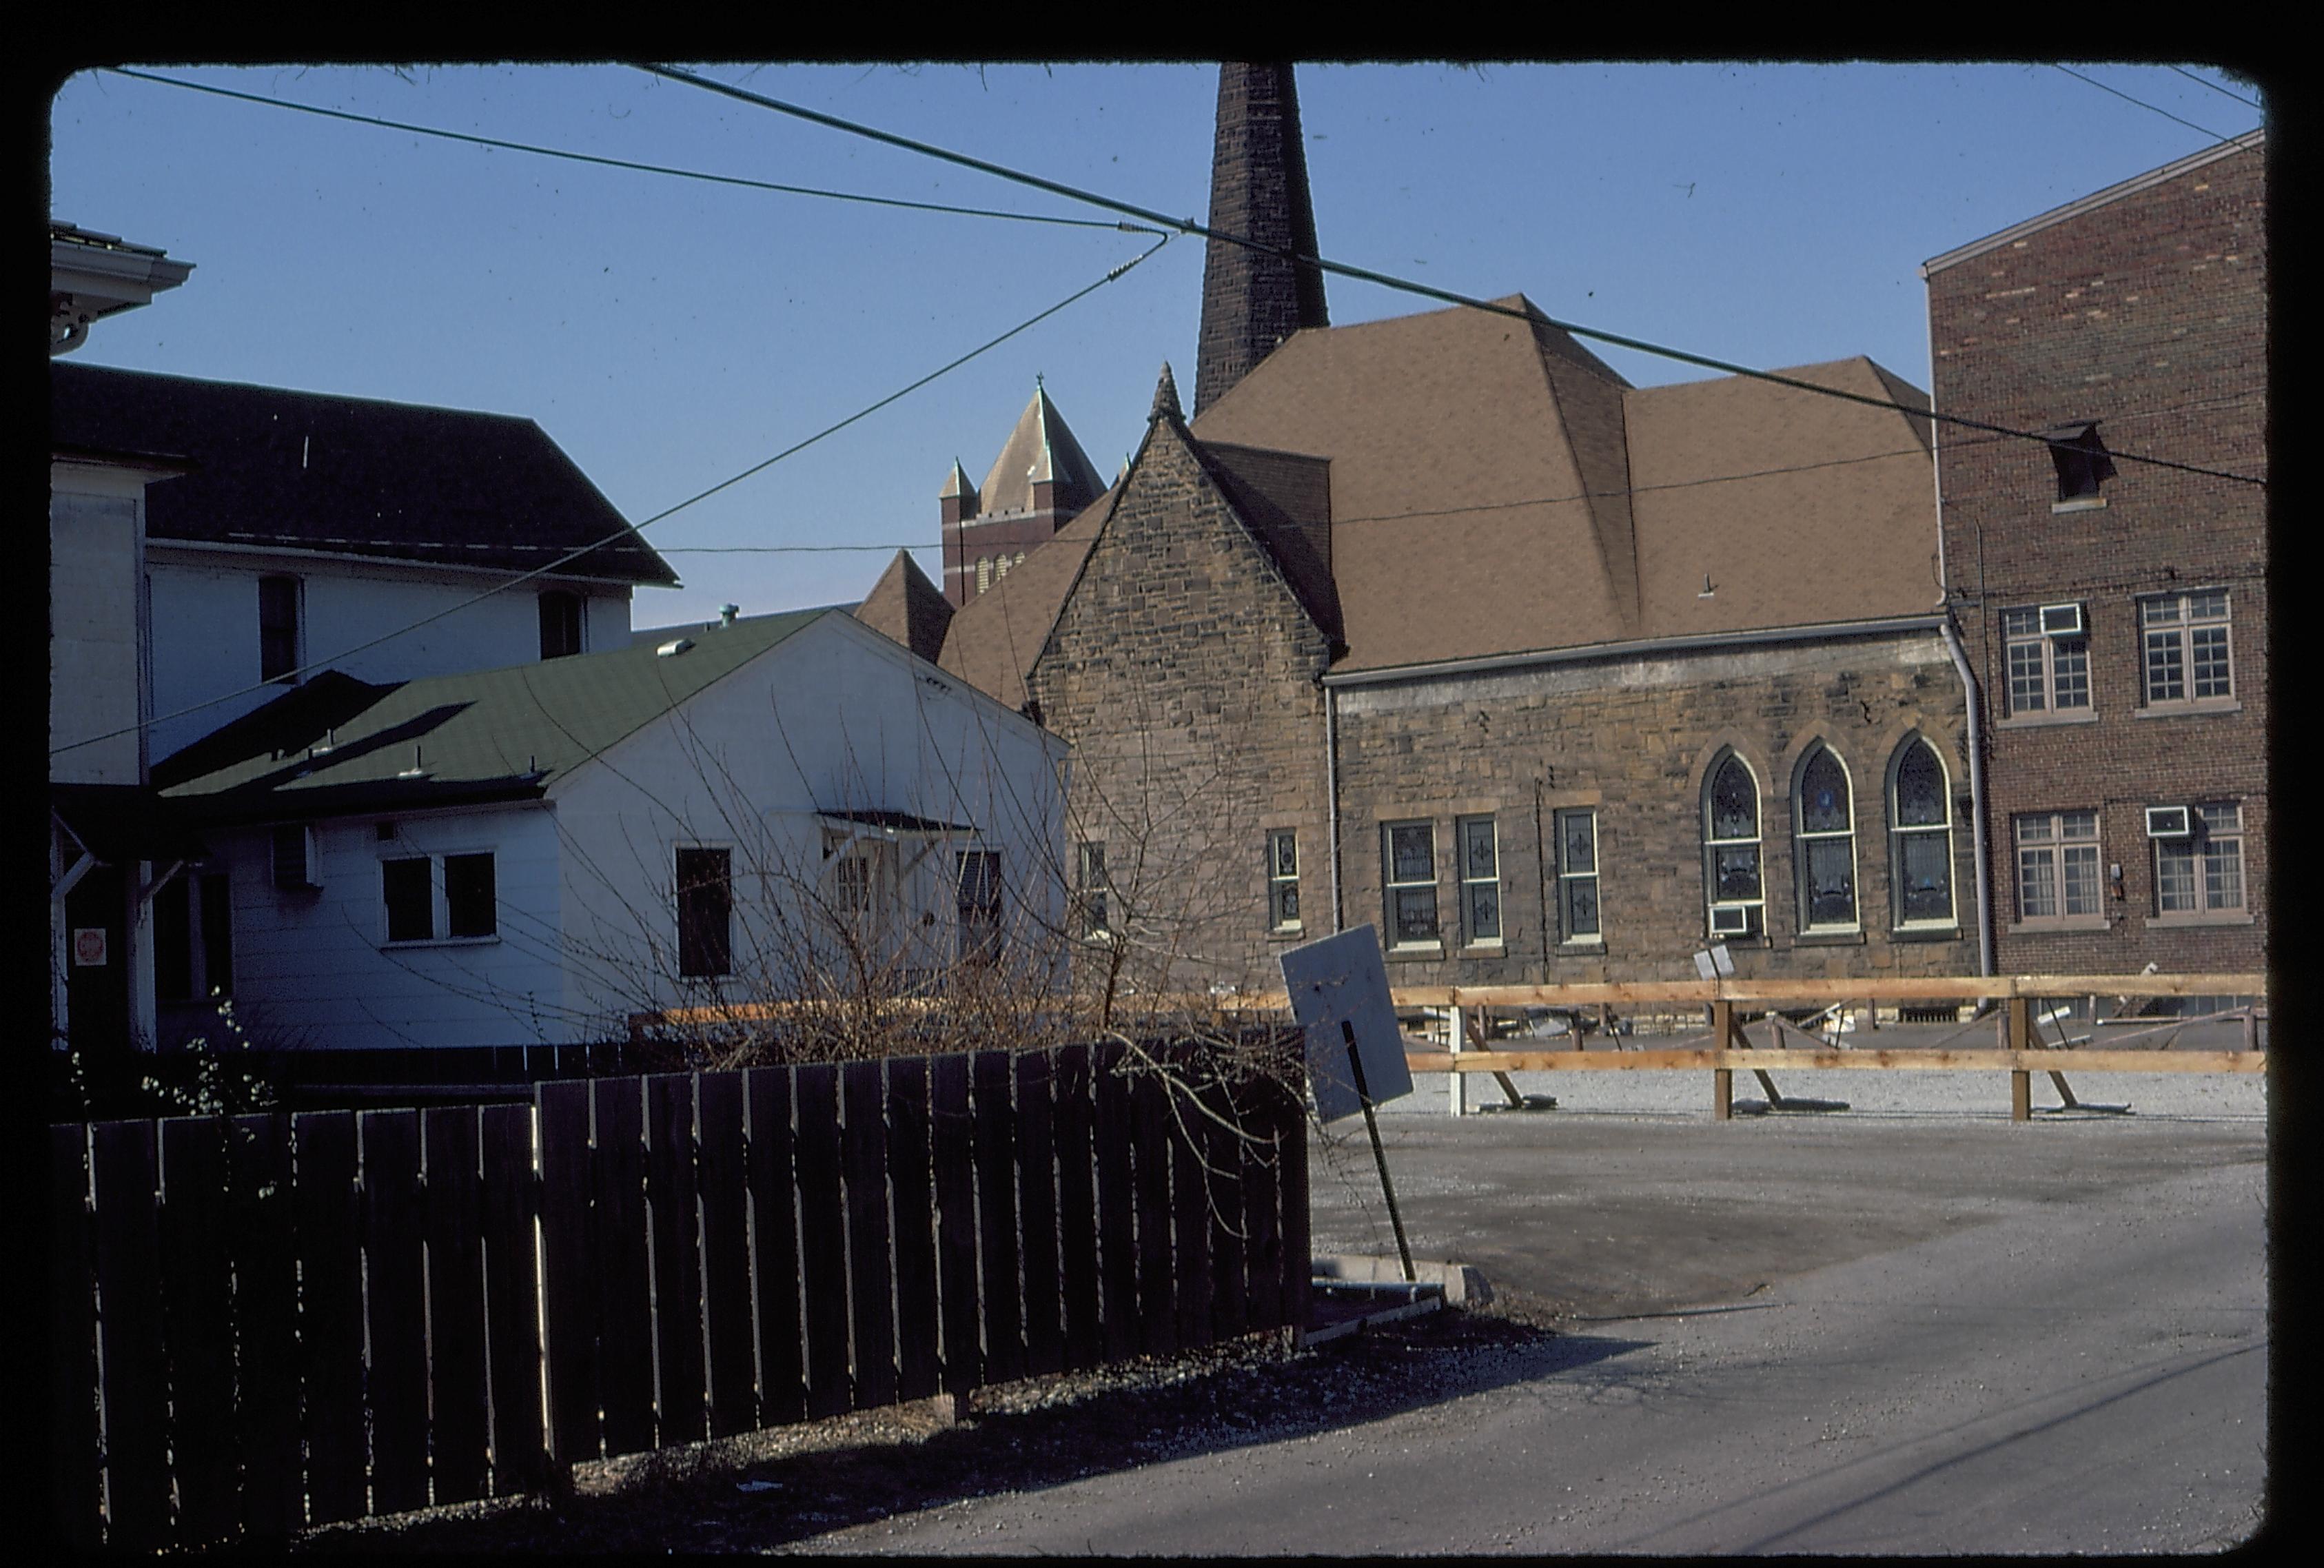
853,549 -> 954,664
50,361 -> 678,587
158,608 -> 830,823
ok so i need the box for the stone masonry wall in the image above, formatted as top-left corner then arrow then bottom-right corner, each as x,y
1332,633 -> 1981,986
1928,141 -> 2265,975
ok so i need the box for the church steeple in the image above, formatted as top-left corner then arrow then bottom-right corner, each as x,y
1193,63 -> 1329,418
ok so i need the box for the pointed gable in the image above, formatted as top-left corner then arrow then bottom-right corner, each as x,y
977,385 -> 1105,519
853,549 -> 954,665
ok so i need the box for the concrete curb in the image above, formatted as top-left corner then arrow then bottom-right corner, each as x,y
1300,1255 -> 1493,1347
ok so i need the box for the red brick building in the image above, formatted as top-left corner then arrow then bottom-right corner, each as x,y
1924,132 -> 2267,977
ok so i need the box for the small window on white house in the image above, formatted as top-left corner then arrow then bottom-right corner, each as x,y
1267,830 -> 1301,931
835,854 -> 873,915
445,853 -> 497,938
382,852 -> 498,944
1554,808 -> 1600,941
1383,822 -> 1439,948
957,850 -> 1003,961
259,576 -> 302,684
677,847 -> 734,977
383,857 -> 434,943
539,590 -> 584,660
1458,815 -> 1501,945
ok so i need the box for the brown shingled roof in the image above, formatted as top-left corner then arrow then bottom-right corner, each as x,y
852,549 -> 953,664
935,487 -> 1112,711
977,385 -> 1106,519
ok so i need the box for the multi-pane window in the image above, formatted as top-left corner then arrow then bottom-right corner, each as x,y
259,576 -> 302,684
1383,822 -> 1439,947
1554,808 -> 1600,941
539,590 -> 584,659
676,846 -> 733,977
1075,842 -> 1110,938
2156,802 -> 2245,915
956,850 -> 1003,961
1702,753 -> 1763,936
2015,811 -> 2102,921
159,873 -> 234,1001
1458,816 -> 1501,944
1794,746 -> 1857,930
835,854 -> 873,915
2141,590 -> 2232,704
2001,607 -> 2090,715
1267,830 -> 1301,930
385,852 -> 498,944
1888,739 -> 1955,926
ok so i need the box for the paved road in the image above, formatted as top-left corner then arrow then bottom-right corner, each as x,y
800,1097 -> 2267,1554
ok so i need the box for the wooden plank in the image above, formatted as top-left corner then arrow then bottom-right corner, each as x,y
1013,1049 -> 1063,1377
695,1071 -> 756,1439
793,1063 -> 852,1419
972,1049 -> 1024,1386
292,1112 -> 366,1525
1129,1068 -> 1176,1358
92,1119 -> 172,1549
533,1081 -> 600,1467
1240,1079 -> 1285,1334
884,1057 -> 942,1403
420,1106 -> 489,1505
1401,1048 -> 2267,1073
591,1078 -> 655,1458
48,1125 -> 103,1551
1092,1043 -> 1137,1363
646,1073 -> 706,1447
1050,1043 -> 1103,1372
744,1067 -> 805,1427
841,1060 -> 898,1412
1199,1073 -> 1249,1344
160,1116 -> 241,1545
227,1114 -> 302,1538
360,1109 -> 429,1516
930,1054 -> 981,1395
480,1103 -> 547,1492
1273,1080 -> 1310,1340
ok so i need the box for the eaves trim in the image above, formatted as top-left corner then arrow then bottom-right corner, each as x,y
1321,615 -> 1949,689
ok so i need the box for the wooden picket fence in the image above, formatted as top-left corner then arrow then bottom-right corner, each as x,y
47,1040 -> 1309,1551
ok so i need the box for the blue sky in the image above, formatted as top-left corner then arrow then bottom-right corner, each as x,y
48,62 -> 2265,628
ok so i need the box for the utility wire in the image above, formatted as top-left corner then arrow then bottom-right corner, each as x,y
2168,65 -> 2262,110
50,234 -> 1173,760
2052,64 -> 2240,145
105,67 -> 1164,236
644,63 -> 2265,491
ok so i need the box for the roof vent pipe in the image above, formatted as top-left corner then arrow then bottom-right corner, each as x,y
720,604 -> 740,627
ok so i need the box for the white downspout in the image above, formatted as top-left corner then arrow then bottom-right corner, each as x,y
1941,620 -> 1996,977
1323,679 -> 1343,933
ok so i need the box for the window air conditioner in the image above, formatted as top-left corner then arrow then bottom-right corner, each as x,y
272,823 -> 321,890
2144,806 -> 2192,839
2038,602 -> 2085,638
1709,905 -> 1752,936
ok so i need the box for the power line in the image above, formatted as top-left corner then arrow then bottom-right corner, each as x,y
51,234 -> 1173,760
2052,64 -> 2237,145
105,67 -> 1165,236
2168,65 -> 2262,110
643,63 -> 2265,492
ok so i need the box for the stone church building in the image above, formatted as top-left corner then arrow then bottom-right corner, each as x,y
860,64 -> 1981,992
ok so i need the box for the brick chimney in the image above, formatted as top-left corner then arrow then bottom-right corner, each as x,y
1193,63 -> 1329,418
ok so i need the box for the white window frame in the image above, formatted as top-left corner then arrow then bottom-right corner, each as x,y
2154,802 -> 2245,917
2139,589 -> 2234,707
1267,829 -> 1301,933
1792,745 -> 1859,934
2000,605 -> 2091,717
1702,752 -> 1764,939
1887,738 -> 1956,929
379,848 -> 500,948
2013,811 -> 2103,924
1553,808 -> 1601,945
1457,815 -> 1502,948
1382,820 -> 1440,950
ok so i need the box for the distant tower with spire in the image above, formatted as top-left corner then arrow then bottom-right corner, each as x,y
939,380 -> 1107,607
1193,63 -> 1329,418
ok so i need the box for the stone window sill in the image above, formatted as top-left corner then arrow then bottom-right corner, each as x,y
1793,930 -> 1866,946
1556,938 -> 1605,954
2134,700 -> 2241,720
1459,942 -> 1507,957
2144,910 -> 2255,928
1889,924 -> 1964,943
1996,708 -> 2099,730
1265,926 -> 1307,942
2006,915 -> 2110,934
2050,496 -> 2108,514
1388,944 -> 1445,961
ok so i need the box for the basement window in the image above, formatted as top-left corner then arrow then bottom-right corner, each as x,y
2045,422 -> 2117,511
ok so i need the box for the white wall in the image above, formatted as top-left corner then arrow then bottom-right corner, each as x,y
146,545 -> 631,763
50,465 -> 150,786
207,803 -> 573,1050
553,613 -> 1068,1034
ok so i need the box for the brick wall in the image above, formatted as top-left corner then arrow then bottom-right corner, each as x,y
1332,633 -> 1980,986
1928,140 -> 2266,973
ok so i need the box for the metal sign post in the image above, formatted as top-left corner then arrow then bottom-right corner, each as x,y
1282,926 -> 1418,1283
1342,1019 -> 1415,1282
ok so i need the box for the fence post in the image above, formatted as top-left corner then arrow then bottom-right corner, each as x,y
2007,995 -> 2032,1121
1711,998 -> 1734,1121
1447,1004 -> 1465,1118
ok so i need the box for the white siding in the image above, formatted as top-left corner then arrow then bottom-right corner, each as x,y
147,547 -> 631,763
50,469 -> 149,786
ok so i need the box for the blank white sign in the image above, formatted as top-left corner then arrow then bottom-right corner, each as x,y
1279,925 -> 1414,1123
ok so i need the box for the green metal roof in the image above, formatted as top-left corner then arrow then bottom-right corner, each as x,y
157,608 -> 833,822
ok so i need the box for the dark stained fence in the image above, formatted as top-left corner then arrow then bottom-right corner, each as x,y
45,1042 -> 1306,1549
